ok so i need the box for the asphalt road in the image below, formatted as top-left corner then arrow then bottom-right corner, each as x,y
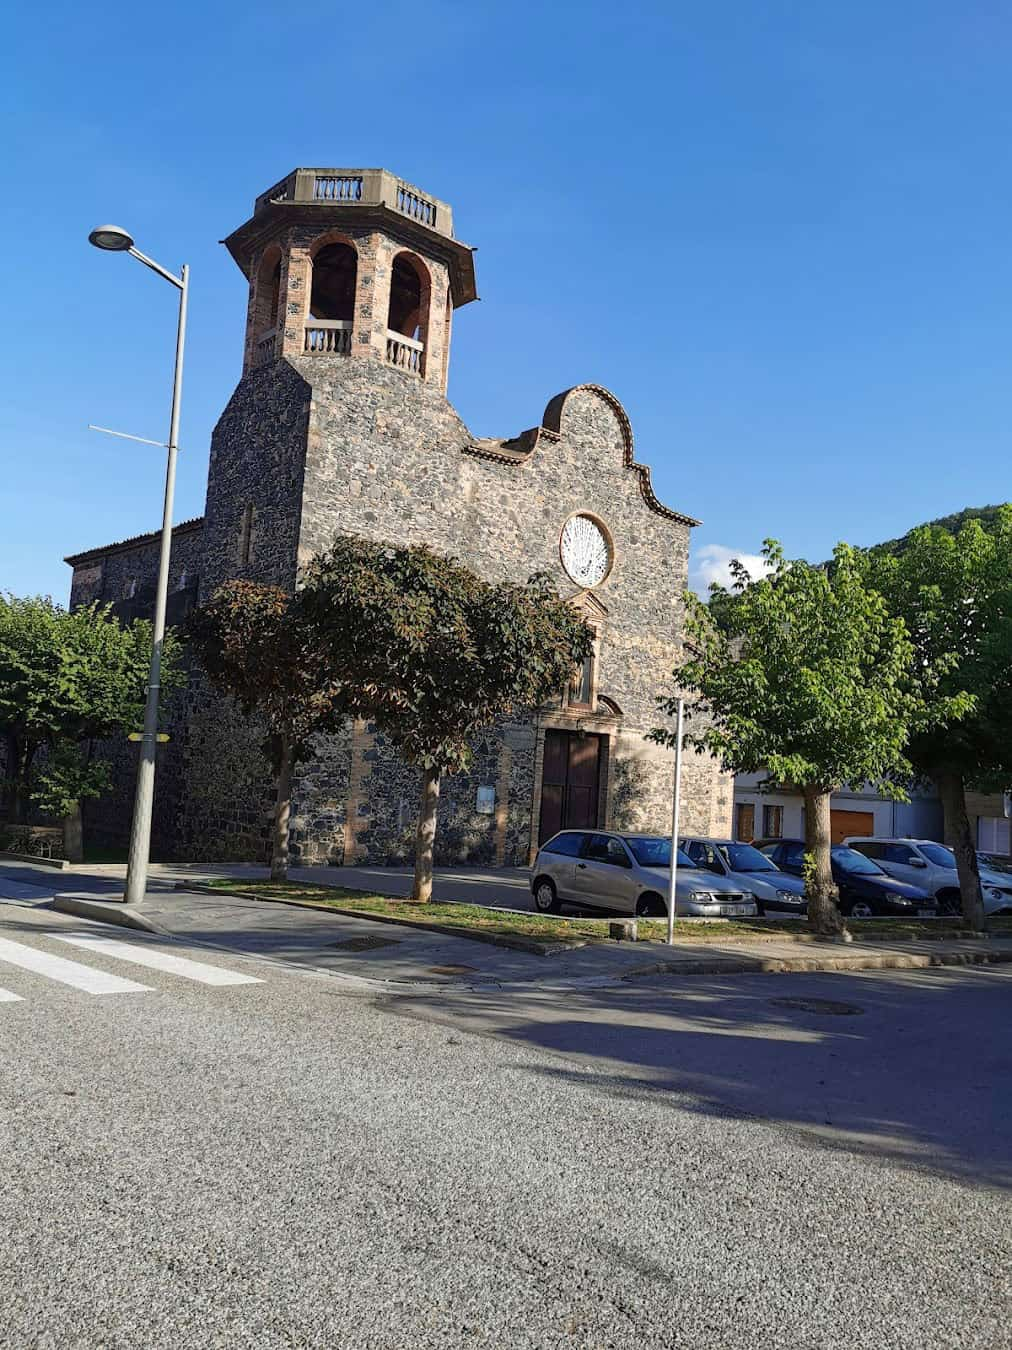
0,901 -> 1009,1349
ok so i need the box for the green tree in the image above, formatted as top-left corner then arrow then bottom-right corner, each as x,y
299,538 -> 593,902
0,594 -> 180,836
863,509 -> 1012,928
653,542 -> 957,936
185,581 -> 344,881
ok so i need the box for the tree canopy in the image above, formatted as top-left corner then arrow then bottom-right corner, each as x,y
653,541 -> 955,934
299,537 -> 593,899
0,594 -> 182,823
861,509 -> 1012,925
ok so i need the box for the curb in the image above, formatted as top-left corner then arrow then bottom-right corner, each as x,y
51,893 -> 168,935
173,882 -> 580,956
0,851 -> 70,871
618,947 -> 1012,979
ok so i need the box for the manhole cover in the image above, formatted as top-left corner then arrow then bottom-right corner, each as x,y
427,964 -> 478,976
329,936 -> 401,952
769,997 -> 864,1016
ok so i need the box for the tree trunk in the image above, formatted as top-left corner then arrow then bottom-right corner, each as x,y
1,731 -> 19,820
5,734 -> 28,824
935,770 -> 985,930
62,802 -> 84,864
803,784 -> 848,939
411,766 -> 441,903
271,733 -> 294,883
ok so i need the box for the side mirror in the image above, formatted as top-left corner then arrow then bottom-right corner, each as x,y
908,857 -> 927,868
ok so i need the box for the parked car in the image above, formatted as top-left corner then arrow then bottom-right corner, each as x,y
978,851 -> 1012,876
531,830 -> 758,918
844,837 -> 1012,917
756,839 -> 936,918
680,837 -> 807,916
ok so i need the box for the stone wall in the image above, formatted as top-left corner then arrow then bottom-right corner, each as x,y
67,524 -> 204,858
276,356 -> 724,863
62,207 -> 731,866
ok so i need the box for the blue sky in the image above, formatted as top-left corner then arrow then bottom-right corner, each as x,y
3,1 -> 1010,601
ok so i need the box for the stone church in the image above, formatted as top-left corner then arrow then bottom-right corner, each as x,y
66,167 -> 732,866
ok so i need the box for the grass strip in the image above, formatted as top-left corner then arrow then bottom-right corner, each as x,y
192,878 -> 1012,945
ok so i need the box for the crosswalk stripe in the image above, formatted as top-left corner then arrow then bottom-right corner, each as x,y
0,987 -> 23,1003
52,933 -> 264,987
0,936 -> 152,995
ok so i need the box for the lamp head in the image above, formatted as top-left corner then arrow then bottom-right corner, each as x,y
88,224 -> 134,252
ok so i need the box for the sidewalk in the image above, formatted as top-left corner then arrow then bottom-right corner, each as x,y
4,858 -> 1011,990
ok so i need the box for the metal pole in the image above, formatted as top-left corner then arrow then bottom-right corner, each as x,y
123,263 -> 188,906
666,697 -> 685,945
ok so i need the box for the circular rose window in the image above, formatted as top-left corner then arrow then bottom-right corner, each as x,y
560,514 -> 612,588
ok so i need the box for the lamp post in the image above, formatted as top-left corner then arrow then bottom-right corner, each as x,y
88,225 -> 189,906
666,697 -> 685,944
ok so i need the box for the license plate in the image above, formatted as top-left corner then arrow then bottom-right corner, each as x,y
721,905 -> 748,916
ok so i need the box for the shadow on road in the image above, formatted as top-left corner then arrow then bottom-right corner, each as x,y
383,966 -> 1012,1189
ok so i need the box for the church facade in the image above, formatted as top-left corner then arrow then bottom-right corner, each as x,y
66,167 -> 732,866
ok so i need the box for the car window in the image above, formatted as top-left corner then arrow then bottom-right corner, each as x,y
721,843 -> 779,872
919,843 -> 956,868
543,832 -> 584,857
605,837 -> 631,868
883,844 -> 921,865
685,841 -> 724,874
624,837 -> 694,869
783,843 -> 806,867
583,834 -> 614,863
849,841 -> 883,860
831,846 -> 882,875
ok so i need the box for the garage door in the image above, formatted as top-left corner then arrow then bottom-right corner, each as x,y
830,809 -> 875,845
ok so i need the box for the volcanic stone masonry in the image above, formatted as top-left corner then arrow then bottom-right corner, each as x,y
64,166 -> 732,865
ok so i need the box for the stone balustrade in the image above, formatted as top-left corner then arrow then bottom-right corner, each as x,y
385,330 -> 424,375
253,169 -> 452,238
254,328 -> 277,366
304,319 -> 353,354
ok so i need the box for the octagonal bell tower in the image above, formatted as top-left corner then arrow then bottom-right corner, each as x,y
224,168 -> 477,392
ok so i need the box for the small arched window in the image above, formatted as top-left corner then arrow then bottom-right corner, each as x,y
387,253 -> 428,340
267,260 -> 281,328
310,242 -> 357,321
255,246 -> 282,338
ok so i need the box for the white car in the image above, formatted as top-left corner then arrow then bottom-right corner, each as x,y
531,830 -> 757,918
844,837 -> 1012,917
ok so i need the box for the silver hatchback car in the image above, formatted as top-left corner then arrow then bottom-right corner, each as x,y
531,830 -> 758,918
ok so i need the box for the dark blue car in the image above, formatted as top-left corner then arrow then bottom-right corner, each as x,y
756,839 -> 937,918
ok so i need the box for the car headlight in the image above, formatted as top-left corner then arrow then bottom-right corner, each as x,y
689,891 -> 714,902
987,887 -> 1005,900
776,889 -> 799,901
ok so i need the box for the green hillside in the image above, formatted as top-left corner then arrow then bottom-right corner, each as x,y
874,503 -> 1009,555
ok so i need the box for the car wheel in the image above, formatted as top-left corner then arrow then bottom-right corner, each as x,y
847,900 -> 875,919
532,878 -> 559,913
936,889 -> 961,917
635,892 -> 667,918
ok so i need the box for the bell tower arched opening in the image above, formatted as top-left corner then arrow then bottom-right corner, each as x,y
386,251 -> 430,376
249,244 -> 283,366
306,239 -> 357,353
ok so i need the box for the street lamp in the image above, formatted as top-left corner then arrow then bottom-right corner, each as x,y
89,225 -> 189,907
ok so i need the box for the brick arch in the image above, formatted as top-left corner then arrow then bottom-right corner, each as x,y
308,233 -> 359,324
307,229 -> 360,262
251,242 -> 283,337
387,250 -> 431,342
